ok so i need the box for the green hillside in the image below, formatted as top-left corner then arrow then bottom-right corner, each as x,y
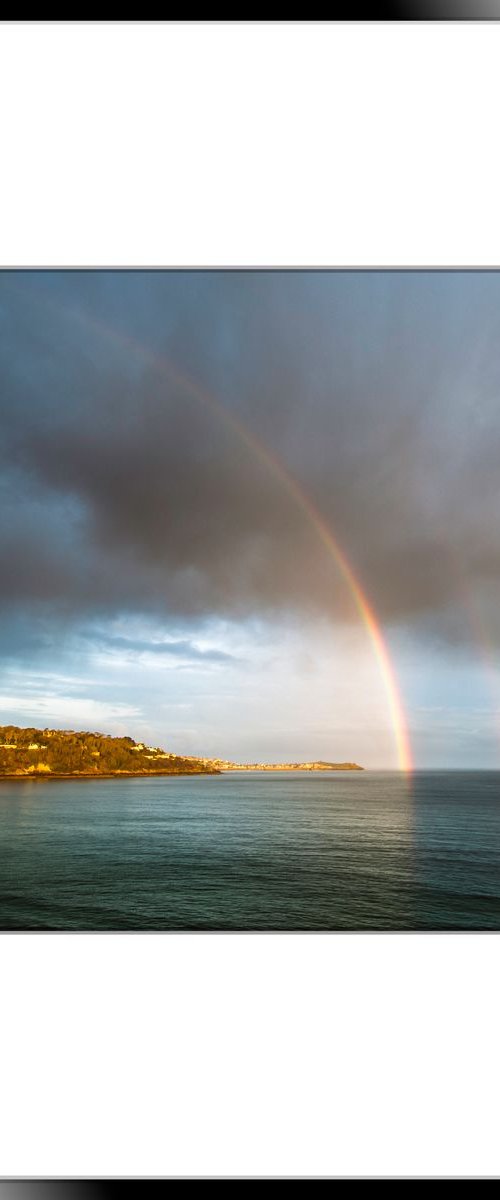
0,725 -> 220,777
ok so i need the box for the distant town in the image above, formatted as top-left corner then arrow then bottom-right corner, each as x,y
188,757 -> 363,772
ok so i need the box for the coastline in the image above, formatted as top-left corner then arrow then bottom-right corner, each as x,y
0,766 -> 363,781
0,769 -> 222,782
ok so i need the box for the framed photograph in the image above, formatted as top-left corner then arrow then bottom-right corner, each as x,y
1,268 -> 499,934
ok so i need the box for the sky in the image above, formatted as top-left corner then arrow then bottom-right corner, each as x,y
1,269 -> 500,767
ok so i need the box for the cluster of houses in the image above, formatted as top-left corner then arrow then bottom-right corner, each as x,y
0,741 -> 47,751
131,742 -> 174,760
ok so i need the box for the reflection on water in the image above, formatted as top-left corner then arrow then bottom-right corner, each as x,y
409,771 -> 500,928
0,771 -> 498,929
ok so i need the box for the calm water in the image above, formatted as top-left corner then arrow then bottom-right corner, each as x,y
0,770 -> 499,930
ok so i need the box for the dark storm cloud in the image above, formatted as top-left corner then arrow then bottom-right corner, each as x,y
1,270 -> 500,649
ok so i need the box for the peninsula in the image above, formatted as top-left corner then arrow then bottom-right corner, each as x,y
0,725 -> 363,778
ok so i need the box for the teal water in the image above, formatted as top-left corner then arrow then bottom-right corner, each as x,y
0,771 -> 499,930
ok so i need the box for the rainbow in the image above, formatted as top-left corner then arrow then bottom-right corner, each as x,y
36,293 -> 415,773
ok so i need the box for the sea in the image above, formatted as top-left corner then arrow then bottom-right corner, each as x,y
0,770 -> 499,930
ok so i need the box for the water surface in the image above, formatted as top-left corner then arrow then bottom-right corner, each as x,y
0,770 -> 499,930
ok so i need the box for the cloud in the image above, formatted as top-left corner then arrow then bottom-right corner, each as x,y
1,270 -> 500,651
0,691 -> 140,727
83,632 -> 239,663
